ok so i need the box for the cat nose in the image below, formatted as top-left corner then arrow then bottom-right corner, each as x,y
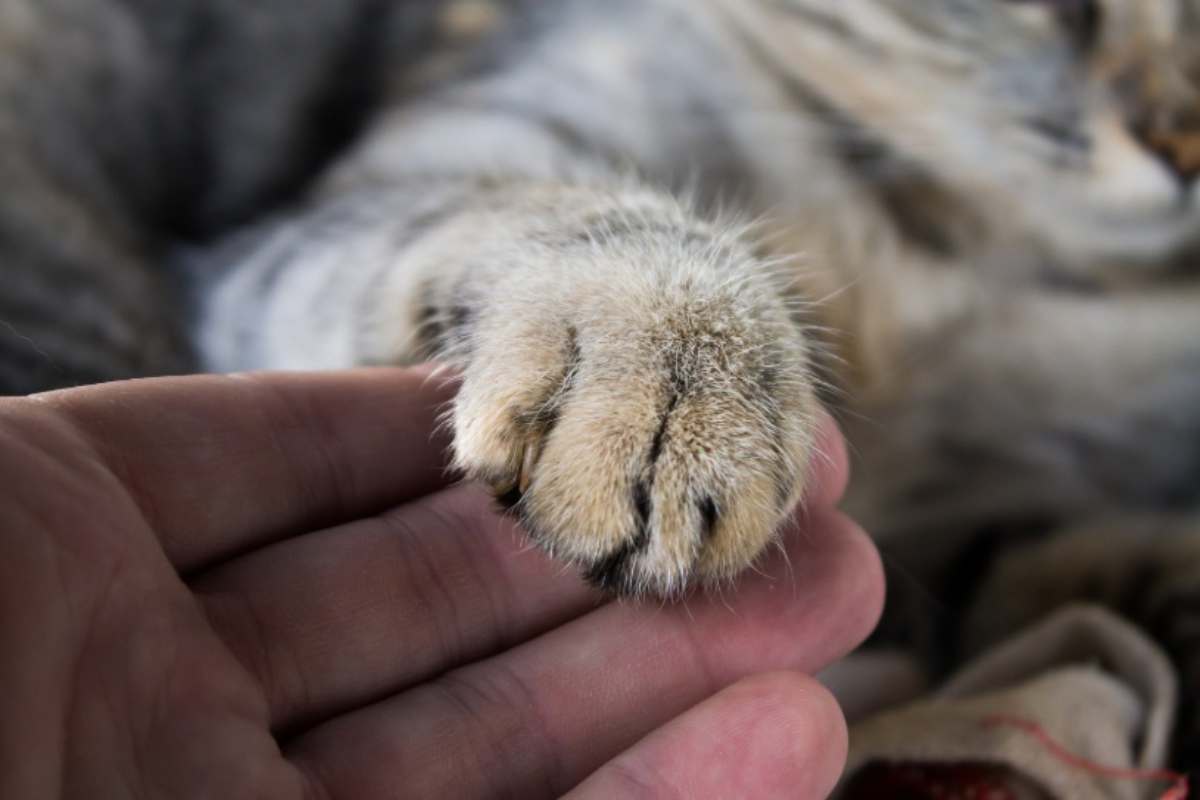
1133,122 -> 1200,188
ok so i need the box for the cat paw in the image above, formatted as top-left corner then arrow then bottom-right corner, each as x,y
447,267 -> 820,596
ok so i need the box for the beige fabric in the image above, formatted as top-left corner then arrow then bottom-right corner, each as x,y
836,605 -> 1179,800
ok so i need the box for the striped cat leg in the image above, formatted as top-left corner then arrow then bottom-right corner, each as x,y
198,174 -> 820,595
194,0 -> 828,594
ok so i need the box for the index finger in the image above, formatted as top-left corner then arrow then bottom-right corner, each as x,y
36,366 -> 457,571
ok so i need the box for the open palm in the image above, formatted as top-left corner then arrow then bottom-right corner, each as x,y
0,367 -> 881,799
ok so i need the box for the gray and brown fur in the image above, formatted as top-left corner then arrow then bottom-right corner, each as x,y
5,0 -> 1200,758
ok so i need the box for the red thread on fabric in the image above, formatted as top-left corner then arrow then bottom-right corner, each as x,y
981,714 -> 1189,800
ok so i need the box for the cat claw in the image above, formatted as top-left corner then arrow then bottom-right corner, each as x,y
488,439 -> 540,508
519,441 -> 538,495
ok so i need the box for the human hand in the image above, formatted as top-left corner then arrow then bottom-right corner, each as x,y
0,367 -> 882,798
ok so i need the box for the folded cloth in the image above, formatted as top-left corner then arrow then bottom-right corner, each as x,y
835,605 -> 1180,800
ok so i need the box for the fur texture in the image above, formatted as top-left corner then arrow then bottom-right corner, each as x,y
193,0 -> 1200,594
4,0 -> 1200,751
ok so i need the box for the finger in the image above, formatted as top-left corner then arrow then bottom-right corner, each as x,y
194,485 -> 604,731
286,506 -> 882,800
567,672 -> 847,800
193,427 -> 850,733
38,367 -> 457,571
807,408 -> 850,508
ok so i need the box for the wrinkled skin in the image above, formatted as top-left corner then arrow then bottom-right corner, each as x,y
0,366 -> 881,799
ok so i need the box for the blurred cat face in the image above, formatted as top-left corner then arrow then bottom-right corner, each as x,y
758,0 -> 1200,263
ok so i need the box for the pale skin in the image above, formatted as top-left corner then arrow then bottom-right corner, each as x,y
0,366 -> 883,799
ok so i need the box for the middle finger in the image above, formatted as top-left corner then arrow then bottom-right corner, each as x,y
194,484 -> 605,731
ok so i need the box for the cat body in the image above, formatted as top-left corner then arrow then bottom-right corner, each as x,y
197,0 -> 1200,583
5,0 -> 1200,760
